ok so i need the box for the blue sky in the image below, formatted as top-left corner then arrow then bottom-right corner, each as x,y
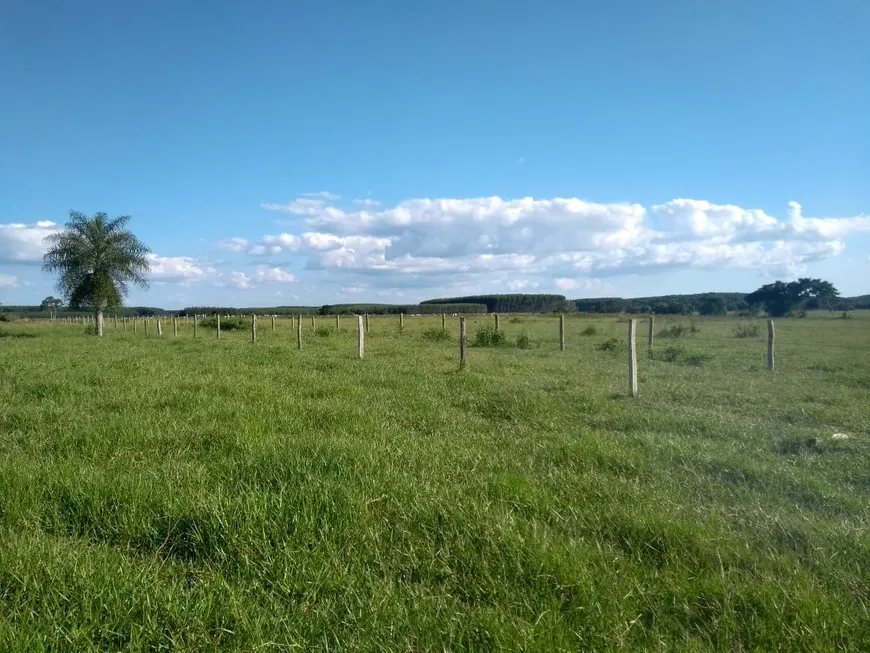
1,0 -> 868,308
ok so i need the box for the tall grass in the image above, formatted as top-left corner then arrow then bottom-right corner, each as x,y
0,312 -> 868,649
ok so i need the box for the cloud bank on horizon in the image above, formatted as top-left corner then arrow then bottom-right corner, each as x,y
2,194 -> 869,303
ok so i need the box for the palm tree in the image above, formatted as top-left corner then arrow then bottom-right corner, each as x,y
43,211 -> 151,336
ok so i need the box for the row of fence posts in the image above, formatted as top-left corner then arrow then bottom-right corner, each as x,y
50,312 -> 779,397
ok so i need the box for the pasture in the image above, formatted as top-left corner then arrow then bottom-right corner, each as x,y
0,312 -> 868,650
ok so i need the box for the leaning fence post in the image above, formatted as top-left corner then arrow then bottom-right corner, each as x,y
459,317 -> 468,371
357,315 -> 365,359
628,319 -> 638,397
648,316 -> 655,357
252,314 -> 257,343
157,318 -> 163,337
311,315 -> 316,329
767,319 -> 775,371
297,314 -> 303,351
559,314 -> 565,351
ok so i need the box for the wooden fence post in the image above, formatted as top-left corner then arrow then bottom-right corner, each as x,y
365,313 -> 370,333
335,314 -> 340,331
173,317 -> 178,337
133,317 -> 137,334
559,314 -> 565,351
216,314 -> 221,339
648,316 -> 654,357
123,317 -> 127,332
767,320 -> 775,371
144,318 -> 148,336
442,313 -> 446,329
494,313 -> 500,332
194,315 -> 198,338
272,315 -> 275,334
399,313 -> 404,331
357,315 -> 365,359
113,315 -> 118,328
157,318 -> 163,336
252,314 -> 257,343
628,319 -> 638,397
311,315 -> 316,329
297,314 -> 303,350
459,317 -> 467,371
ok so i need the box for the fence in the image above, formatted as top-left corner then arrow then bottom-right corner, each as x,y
19,312 -> 799,398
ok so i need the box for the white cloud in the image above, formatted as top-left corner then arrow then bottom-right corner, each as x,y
0,220 -> 59,262
229,272 -> 252,289
146,254 -> 217,281
507,279 -> 538,290
301,191 -> 341,201
217,237 -> 248,252
353,198 -> 381,208
0,274 -> 19,288
253,265 -> 295,283
257,194 -> 868,284
226,266 -> 295,290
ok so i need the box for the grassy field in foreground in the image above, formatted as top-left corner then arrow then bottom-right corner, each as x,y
0,312 -> 868,650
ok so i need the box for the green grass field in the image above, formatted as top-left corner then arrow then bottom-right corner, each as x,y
1,313 -> 868,650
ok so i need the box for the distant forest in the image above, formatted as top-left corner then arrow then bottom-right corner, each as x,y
3,293 -> 869,318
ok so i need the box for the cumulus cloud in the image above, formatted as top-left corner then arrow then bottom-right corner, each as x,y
353,198 -> 381,208
0,221 -> 59,262
217,237 -> 248,252
0,273 -> 19,288
255,194 -> 868,287
227,266 -> 296,290
301,191 -> 341,201
146,254 -> 217,281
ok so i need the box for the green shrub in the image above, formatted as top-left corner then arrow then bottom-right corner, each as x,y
658,324 -> 698,339
0,314 -> 11,322
581,325 -> 598,336
838,311 -> 853,320
733,323 -> 761,338
596,338 -> 623,352
472,325 -> 507,347
199,316 -> 248,332
655,344 -> 711,367
516,332 -> 532,349
0,328 -> 36,339
314,325 -> 334,337
421,327 -> 451,342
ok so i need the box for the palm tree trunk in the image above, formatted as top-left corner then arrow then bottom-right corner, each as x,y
96,310 -> 104,337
